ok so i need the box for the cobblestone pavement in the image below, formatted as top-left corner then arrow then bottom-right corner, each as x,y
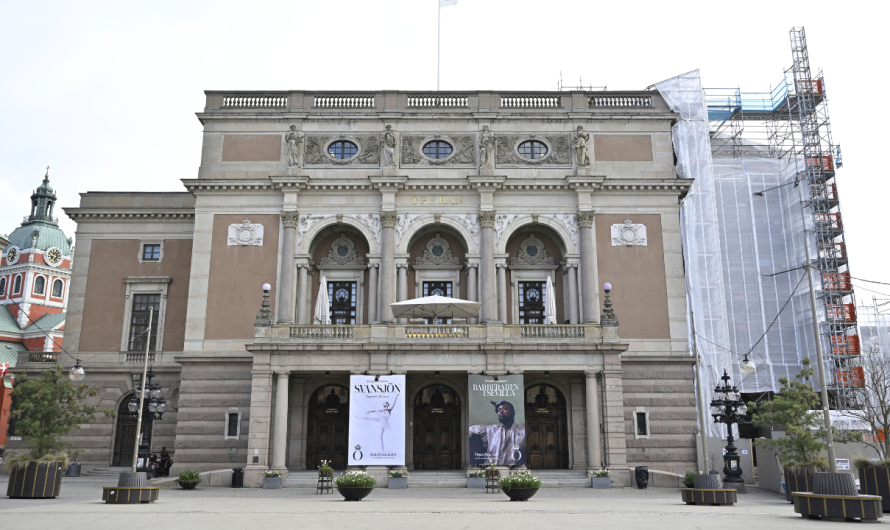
0,477 -> 874,529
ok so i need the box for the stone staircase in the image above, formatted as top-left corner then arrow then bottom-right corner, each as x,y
284,469 -> 590,488
84,467 -> 131,477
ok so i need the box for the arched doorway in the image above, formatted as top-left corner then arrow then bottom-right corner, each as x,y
111,394 -> 151,466
525,385 -> 569,469
413,385 -> 461,470
306,385 -> 349,470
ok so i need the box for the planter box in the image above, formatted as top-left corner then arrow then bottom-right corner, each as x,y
793,492 -> 882,521
860,467 -> 890,512
263,477 -> 282,489
177,480 -> 200,490
501,487 -> 539,502
467,477 -> 486,488
7,462 -> 64,499
337,486 -> 374,501
102,486 -> 160,504
784,468 -> 815,503
591,477 -> 611,489
67,463 -> 81,477
388,477 -> 408,489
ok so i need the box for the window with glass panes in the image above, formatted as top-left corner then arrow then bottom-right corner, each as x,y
422,141 -> 453,159
518,281 -> 546,324
52,279 -> 63,298
328,141 -> 358,159
518,140 -> 548,159
328,281 -> 357,324
142,244 -> 161,261
422,281 -> 452,323
227,413 -> 239,437
128,294 -> 160,351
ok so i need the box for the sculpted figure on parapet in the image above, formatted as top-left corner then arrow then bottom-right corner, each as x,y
479,125 -> 495,168
573,125 -> 590,167
382,125 -> 397,167
285,124 -> 304,167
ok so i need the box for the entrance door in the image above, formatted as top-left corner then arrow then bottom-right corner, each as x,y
422,281 -> 453,324
413,385 -> 461,469
524,385 -> 569,469
306,385 -> 350,470
518,281 -> 546,324
112,395 -> 151,466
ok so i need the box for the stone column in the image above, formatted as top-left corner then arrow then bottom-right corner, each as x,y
245,369 -> 272,484
567,263 -> 580,325
578,211 -> 598,323
367,264 -> 378,323
397,263 -> 408,324
466,263 -> 477,324
272,371 -> 290,471
277,212 -> 299,323
296,264 -> 309,325
287,377 -> 306,469
479,211 -> 497,322
497,264 -> 508,324
585,371 -> 602,470
379,211 -> 397,322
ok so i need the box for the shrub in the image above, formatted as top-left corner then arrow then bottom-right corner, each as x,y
389,470 -> 409,478
335,470 -> 377,488
683,471 -> 697,485
854,456 -> 890,469
317,460 -> 333,477
265,471 -> 281,478
499,470 -> 541,489
178,469 -> 201,482
592,469 -> 611,478
467,470 -> 485,478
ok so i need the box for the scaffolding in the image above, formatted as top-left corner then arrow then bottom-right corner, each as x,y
698,27 -> 859,408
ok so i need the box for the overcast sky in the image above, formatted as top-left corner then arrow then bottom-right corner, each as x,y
1,0 -> 887,301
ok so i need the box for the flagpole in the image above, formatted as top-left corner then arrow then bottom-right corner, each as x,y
437,1 -> 441,91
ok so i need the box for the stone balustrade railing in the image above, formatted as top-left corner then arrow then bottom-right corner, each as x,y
125,352 -> 157,363
258,323 -> 618,344
29,352 -> 59,363
204,91 -> 667,113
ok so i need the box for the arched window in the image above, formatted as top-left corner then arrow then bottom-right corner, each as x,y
13,275 -> 22,294
0,277 -> 5,295
52,279 -> 63,298
33,276 -> 45,295
422,140 -> 453,159
518,140 -> 548,160
328,140 -> 358,160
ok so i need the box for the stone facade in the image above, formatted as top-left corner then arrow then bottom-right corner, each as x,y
5,89 -> 695,485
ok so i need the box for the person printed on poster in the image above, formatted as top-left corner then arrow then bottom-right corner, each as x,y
352,395 -> 399,452
469,399 -> 527,465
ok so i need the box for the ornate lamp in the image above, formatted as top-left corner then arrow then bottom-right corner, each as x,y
710,369 -> 748,488
69,359 -> 85,381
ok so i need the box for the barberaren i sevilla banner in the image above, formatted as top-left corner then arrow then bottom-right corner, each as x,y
348,374 -> 406,466
468,374 -> 526,466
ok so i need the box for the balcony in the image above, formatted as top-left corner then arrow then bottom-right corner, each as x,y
255,322 -> 618,347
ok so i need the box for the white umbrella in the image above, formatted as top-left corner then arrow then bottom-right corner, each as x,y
545,275 -> 557,324
314,276 -> 331,325
390,295 -> 480,321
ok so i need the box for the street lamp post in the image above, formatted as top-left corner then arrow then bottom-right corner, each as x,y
710,369 -> 748,489
128,366 -> 166,472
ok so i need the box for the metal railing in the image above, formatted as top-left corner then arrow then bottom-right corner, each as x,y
290,325 -> 355,339
405,325 -> 469,339
29,352 -> 59,363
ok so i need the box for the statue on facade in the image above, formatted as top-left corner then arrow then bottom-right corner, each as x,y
285,124 -> 304,167
382,124 -> 397,167
573,125 -> 590,167
479,125 -> 495,169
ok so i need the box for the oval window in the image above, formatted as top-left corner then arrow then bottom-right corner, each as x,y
422,140 -> 453,159
518,140 -> 548,160
328,140 -> 358,159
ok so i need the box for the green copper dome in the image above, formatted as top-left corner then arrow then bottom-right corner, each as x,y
6,168 -> 71,255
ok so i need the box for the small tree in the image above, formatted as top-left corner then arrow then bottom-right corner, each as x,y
7,364 -> 113,467
837,338 -> 890,458
749,358 -> 829,472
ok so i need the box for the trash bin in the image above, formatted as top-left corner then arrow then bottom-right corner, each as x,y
67,463 -> 81,477
232,467 -> 244,488
635,466 -> 649,489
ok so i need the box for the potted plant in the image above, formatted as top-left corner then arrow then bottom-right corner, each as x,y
318,460 -> 333,478
683,471 -> 696,489
176,469 -> 201,490
388,470 -> 409,489
591,469 -> 611,489
467,469 -> 486,489
499,470 -> 542,501
335,470 -> 377,501
263,470 -> 282,489
6,365 -> 113,499
855,457 -> 890,511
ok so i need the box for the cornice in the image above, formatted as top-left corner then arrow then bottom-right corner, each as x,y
66,210 -> 195,221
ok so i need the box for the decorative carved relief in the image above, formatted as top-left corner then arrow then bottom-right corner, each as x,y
478,211 -> 496,228
380,211 -> 398,228
345,214 -> 381,245
495,135 -> 572,166
281,211 -> 300,229
227,219 -> 264,246
298,214 -> 332,249
494,213 -> 520,246
399,135 -> 475,166
445,213 -> 479,250
511,233 -> 555,266
416,233 -> 461,266
285,124 -> 304,167
573,126 -> 590,167
320,234 -> 365,266
396,214 -> 424,247
479,126 -> 495,169
611,219 -> 648,247
382,125 -> 397,167
304,135 -> 380,166
577,211 -> 595,228
536,213 -> 578,251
